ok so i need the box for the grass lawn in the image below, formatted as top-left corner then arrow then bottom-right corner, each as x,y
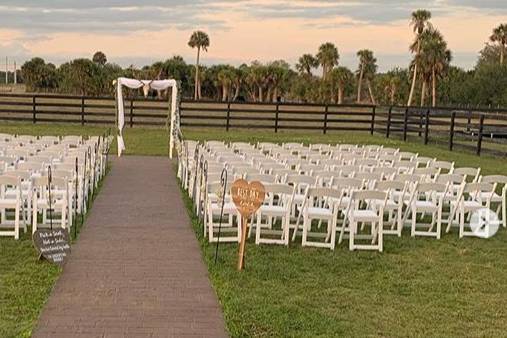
0,123 -> 111,337
1,123 -> 506,337
180,128 -> 507,337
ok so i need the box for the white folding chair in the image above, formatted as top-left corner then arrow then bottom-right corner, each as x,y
301,187 -> 342,250
479,175 -> 507,229
0,175 -> 22,239
255,184 -> 295,246
374,181 -> 407,237
407,182 -> 449,239
346,190 -> 387,252
448,182 -> 497,237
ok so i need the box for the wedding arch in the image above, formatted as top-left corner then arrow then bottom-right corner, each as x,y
114,77 -> 180,158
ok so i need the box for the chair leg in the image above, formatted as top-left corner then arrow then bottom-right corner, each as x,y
502,200 -> 506,228
255,213 -> 262,245
283,215 -> 290,246
349,220 -> 355,251
397,207 -> 402,237
459,207 -> 464,238
436,207 -> 442,239
379,218 -> 384,252
302,215 -> 308,247
32,200 -> 37,234
411,208 -> 416,237
14,205 -> 20,240
330,219 -> 336,250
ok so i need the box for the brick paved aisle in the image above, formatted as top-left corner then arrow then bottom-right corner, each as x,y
33,156 -> 228,338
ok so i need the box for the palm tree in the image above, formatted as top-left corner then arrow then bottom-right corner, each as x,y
418,28 -> 452,106
407,9 -> 432,106
92,51 -> 107,65
188,30 -> 210,100
356,49 -> 376,104
217,66 -> 234,101
381,71 -> 402,105
330,67 -> 353,104
296,54 -> 318,75
490,24 -> 507,65
316,43 -> 339,80
247,61 -> 267,102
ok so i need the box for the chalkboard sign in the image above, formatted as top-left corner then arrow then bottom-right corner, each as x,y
33,229 -> 71,266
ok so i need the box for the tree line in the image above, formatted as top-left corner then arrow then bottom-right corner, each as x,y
20,10 -> 507,108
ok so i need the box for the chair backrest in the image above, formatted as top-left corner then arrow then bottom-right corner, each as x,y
430,160 -> 455,173
286,174 -> 316,186
307,187 -> 342,199
351,190 -> 387,203
399,151 -> 418,161
436,173 -> 464,185
374,180 -> 406,192
453,167 -> 480,181
480,175 -> 507,185
245,173 -> 277,184
416,182 -> 448,194
0,174 -> 20,187
462,182 -> 496,195
413,167 -> 440,181
263,183 -> 295,196
415,156 -> 436,167
332,177 -> 364,190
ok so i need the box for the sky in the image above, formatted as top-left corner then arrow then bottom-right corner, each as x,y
0,0 -> 505,72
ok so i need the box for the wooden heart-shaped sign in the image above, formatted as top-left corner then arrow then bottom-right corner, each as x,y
231,179 -> 266,217
33,229 -> 71,267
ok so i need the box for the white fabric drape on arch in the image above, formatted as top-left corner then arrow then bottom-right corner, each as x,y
115,77 -> 178,157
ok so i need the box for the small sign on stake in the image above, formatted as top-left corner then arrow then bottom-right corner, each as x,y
33,229 -> 71,266
230,179 -> 265,271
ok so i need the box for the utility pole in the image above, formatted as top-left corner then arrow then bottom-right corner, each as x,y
14,61 -> 16,84
5,57 -> 7,84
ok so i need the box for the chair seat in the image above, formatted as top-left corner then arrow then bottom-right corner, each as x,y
210,202 -> 237,214
348,209 -> 378,222
294,194 -> 305,203
306,207 -> 332,218
34,199 -> 67,208
435,191 -> 457,200
478,192 -> 502,202
259,205 -> 287,217
0,199 -> 18,208
374,199 -> 398,210
413,200 -> 437,211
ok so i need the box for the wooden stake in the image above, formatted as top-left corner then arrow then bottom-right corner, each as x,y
237,215 -> 249,271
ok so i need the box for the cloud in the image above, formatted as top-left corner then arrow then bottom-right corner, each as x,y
0,2 -> 231,33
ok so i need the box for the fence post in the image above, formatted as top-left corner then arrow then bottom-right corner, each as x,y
81,97 -> 85,126
323,104 -> 328,134
274,103 -> 279,133
418,110 -> 423,137
449,111 -> 456,151
477,114 -> 484,156
130,98 -> 134,128
386,106 -> 392,138
424,109 -> 430,145
225,101 -> 231,131
467,109 -> 472,132
370,106 -> 376,135
32,96 -> 36,124
403,108 -> 408,141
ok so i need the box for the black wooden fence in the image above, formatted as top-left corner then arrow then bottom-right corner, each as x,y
0,93 -> 506,156
0,93 -> 168,126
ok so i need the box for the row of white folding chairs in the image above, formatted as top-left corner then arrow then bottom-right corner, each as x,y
203,178 -> 505,252
0,135 -> 111,239
180,142 -> 505,237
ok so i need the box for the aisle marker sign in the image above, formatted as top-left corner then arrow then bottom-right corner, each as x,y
33,229 -> 71,266
231,179 -> 265,271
